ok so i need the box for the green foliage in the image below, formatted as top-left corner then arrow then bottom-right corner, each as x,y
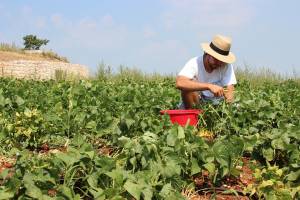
0,76 -> 300,199
244,165 -> 300,199
23,34 -> 49,50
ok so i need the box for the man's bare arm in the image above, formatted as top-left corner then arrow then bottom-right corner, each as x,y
176,76 -> 224,97
224,84 -> 235,103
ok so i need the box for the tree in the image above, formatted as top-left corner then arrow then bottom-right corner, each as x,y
23,35 -> 49,50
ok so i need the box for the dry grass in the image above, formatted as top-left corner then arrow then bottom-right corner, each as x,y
0,50 -> 68,63
0,43 -> 68,62
0,42 -> 23,52
235,66 -> 300,86
95,62 -> 174,82
41,51 -> 68,62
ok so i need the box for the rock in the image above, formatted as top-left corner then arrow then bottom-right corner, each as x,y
0,60 -> 89,80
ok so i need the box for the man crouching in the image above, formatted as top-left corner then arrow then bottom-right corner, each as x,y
176,34 -> 237,109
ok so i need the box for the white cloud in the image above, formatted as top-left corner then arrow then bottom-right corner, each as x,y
79,18 -> 97,29
143,26 -> 157,39
45,14 -> 131,60
100,14 -> 115,27
5,5 -> 46,31
70,16 -> 129,49
162,0 -> 254,30
137,39 -> 190,73
35,17 -> 47,29
42,13 -> 191,72
50,14 -> 64,26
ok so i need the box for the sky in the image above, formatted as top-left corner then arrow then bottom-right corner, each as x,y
0,0 -> 299,76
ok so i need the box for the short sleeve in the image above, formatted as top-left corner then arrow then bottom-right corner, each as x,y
221,64 -> 237,86
178,57 -> 198,79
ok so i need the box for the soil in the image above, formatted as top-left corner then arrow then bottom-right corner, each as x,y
37,142 -> 115,157
93,139 -> 114,156
189,194 -> 249,200
183,157 -> 256,200
98,145 -> 114,156
0,155 -> 15,184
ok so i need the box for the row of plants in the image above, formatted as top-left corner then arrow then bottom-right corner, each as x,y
201,79 -> 300,198
0,77 -> 299,199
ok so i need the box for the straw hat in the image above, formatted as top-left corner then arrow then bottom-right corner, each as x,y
201,34 -> 236,63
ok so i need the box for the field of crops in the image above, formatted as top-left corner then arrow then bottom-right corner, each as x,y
0,75 -> 300,199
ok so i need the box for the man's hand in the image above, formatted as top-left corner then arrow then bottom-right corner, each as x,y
208,84 -> 224,97
224,85 -> 235,103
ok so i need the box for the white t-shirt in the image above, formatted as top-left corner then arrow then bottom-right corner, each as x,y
178,56 -> 237,99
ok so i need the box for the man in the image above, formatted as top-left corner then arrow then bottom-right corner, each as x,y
176,34 -> 237,109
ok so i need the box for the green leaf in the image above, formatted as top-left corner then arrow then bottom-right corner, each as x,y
23,173 -> 43,199
249,126 -> 259,134
56,152 -> 78,166
85,151 -> 95,159
0,189 -> 14,200
86,120 -> 97,129
24,107 -> 32,117
166,132 -> 177,146
125,118 -> 135,129
74,194 -> 81,200
177,126 -> 185,139
74,112 -> 86,123
271,138 -> 285,150
142,131 -> 158,143
191,158 -> 201,175
87,175 -> 105,200
259,180 -> 273,188
15,95 -> 25,106
266,111 -> 276,119
159,183 -> 173,198
262,148 -> 274,161
0,169 -> 9,179
59,185 -> 75,199
286,169 -> 300,181
243,134 -> 258,152
124,180 -> 142,200
95,156 -> 116,171
105,169 -> 124,186
164,157 -> 181,177
276,189 -> 293,200
0,94 -> 6,107
204,163 -> 215,175
130,157 -> 137,168
142,186 -> 153,200
89,188 -> 105,200
87,173 -> 99,189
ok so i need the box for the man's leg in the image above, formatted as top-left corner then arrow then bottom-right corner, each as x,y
181,91 -> 200,109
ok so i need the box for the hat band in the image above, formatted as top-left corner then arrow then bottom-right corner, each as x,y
209,42 -> 229,56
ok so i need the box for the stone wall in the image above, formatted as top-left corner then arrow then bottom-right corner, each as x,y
0,60 -> 89,80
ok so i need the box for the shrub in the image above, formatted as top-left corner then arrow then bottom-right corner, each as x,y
23,34 -> 49,50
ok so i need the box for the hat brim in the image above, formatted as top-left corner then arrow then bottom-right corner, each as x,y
201,43 -> 236,64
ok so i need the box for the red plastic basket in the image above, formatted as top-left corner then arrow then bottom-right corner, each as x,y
160,109 -> 203,126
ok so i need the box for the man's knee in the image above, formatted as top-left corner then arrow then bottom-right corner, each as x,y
181,91 -> 200,109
